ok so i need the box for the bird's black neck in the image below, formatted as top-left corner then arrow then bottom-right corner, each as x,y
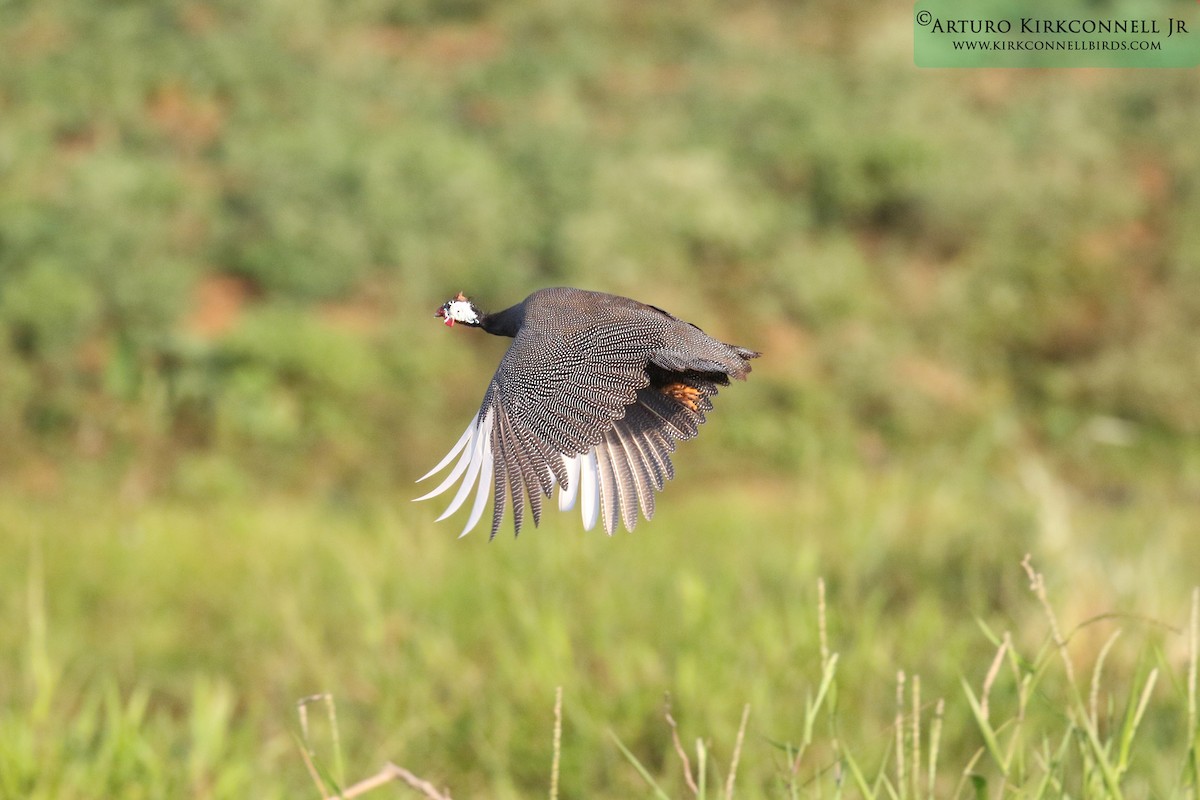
480,304 -> 524,337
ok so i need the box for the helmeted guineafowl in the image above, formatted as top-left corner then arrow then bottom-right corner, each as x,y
416,287 -> 759,538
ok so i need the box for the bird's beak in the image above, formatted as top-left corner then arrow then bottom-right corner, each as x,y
435,307 -> 453,326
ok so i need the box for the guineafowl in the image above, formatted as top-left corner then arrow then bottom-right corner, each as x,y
416,287 -> 759,538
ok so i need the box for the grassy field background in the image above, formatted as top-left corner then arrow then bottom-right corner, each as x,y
1,0 -> 1199,797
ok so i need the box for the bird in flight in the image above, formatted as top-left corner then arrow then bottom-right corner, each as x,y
416,287 -> 759,538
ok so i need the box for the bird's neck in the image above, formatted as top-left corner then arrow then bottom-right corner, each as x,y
480,304 -> 524,337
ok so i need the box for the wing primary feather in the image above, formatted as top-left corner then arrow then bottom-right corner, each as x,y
580,448 -> 599,531
630,421 -> 668,492
489,424 -> 509,539
435,409 -> 493,521
613,424 -> 654,525
606,429 -> 640,532
509,426 -> 546,528
629,432 -> 659,519
497,411 -> 527,535
630,397 -> 679,482
414,416 -> 482,501
558,453 -> 581,511
634,390 -> 696,440
460,434 -> 494,538
624,417 -> 673,490
416,421 -> 475,482
542,441 -> 569,489
594,439 -> 620,536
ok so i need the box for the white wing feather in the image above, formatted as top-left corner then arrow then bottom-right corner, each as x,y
435,408 -> 494,522
419,415 -> 647,536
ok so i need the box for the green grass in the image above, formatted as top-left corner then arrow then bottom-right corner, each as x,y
1,457 -> 1197,798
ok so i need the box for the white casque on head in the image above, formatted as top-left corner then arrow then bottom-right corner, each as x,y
438,294 -> 481,327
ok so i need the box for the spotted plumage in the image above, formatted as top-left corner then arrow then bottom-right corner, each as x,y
418,287 -> 759,538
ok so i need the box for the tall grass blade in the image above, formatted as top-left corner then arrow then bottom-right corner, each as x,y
610,731 -> 672,800
961,678 -> 1007,774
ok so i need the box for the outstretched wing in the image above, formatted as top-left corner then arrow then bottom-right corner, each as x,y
416,321 -> 658,538
583,368 -> 726,534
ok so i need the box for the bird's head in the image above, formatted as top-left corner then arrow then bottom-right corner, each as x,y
435,292 -> 482,328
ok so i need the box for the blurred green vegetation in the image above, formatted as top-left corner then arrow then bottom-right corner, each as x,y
1,0 -> 1199,797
